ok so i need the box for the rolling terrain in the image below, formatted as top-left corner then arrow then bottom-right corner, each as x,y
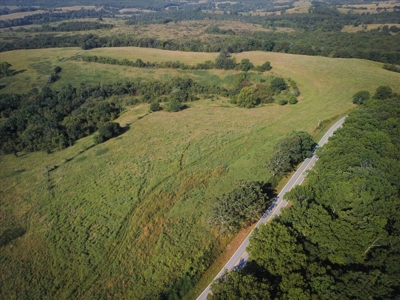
1,48 -> 400,299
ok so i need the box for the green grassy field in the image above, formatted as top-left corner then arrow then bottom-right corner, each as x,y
1,47 -> 400,299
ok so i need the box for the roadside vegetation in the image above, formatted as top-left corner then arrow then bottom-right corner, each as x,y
210,86 -> 400,299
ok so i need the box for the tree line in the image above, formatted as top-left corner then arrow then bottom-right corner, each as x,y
209,85 -> 400,299
0,6 -> 39,16
383,63 -> 400,73
1,28 -> 399,64
81,52 -> 272,72
16,21 -> 113,32
0,8 -> 110,28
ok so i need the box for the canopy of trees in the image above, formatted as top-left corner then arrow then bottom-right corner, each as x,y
0,85 -> 122,154
210,86 -> 400,299
94,122 -> 123,144
209,181 -> 271,235
267,131 -> 315,176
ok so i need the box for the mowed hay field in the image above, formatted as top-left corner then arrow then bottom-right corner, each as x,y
1,47 -> 400,299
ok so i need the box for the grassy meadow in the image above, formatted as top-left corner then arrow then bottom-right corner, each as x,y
1,47 -> 400,299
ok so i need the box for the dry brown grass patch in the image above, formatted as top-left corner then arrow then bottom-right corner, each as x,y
0,10 -> 46,20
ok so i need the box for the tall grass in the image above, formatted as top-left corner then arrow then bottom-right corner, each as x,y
1,48 -> 400,299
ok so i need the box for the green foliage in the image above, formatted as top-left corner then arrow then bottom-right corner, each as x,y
278,99 -> 288,105
383,63 -> 400,73
0,61 -> 12,77
249,222 -> 307,276
253,85 -> 275,104
213,93 -> 400,299
83,55 -> 217,71
0,84 -> 122,153
270,77 -> 287,94
0,76 -> 236,153
2,8 -> 400,65
0,9 -> 108,29
149,101 -> 162,112
390,25 -> 400,33
236,87 -> 259,108
289,96 -> 298,105
237,59 -> 254,72
210,271 -> 272,300
256,61 -> 272,72
289,79 -> 300,96
164,99 -> 183,112
209,181 -> 271,234
38,21 -> 113,32
47,65 -> 62,83
205,26 -> 235,35
267,131 -> 315,177
373,86 -> 393,100
352,90 -> 370,104
215,50 -> 236,70
94,122 -> 123,144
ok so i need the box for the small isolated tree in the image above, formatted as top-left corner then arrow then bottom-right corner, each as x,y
257,61 -> 272,72
389,25 -> 400,33
215,50 -> 236,70
278,99 -> 288,105
267,131 -> 315,176
374,86 -> 392,100
53,66 -> 62,74
289,96 -> 298,104
0,62 -> 13,77
238,59 -> 254,72
210,181 -> 270,234
352,90 -> 370,104
149,101 -> 161,112
164,99 -> 183,112
94,122 -> 123,144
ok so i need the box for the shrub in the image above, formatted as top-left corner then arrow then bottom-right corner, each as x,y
236,87 -> 259,108
164,99 -> 183,112
149,101 -> 161,112
374,86 -> 392,100
257,61 -> 272,72
278,99 -> 288,105
352,90 -> 370,104
94,122 -> 123,144
289,97 -> 298,105
270,77 -> 287,93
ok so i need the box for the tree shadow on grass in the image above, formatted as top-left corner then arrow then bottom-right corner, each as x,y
12,69 -> 27,76
0,227 -> 26,248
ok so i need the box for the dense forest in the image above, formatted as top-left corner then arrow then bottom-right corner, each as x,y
210,87 -> 400,299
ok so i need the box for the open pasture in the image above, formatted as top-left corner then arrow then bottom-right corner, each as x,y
1,47 -> 400,299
